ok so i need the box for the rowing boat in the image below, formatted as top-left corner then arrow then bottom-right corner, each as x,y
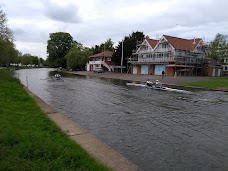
126,82 -> 192,94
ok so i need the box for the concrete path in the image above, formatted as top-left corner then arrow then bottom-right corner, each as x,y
26,88 -> 141,171
68,71 -> 208,85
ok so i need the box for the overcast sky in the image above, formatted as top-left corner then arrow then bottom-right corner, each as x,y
1,0 -> 228,59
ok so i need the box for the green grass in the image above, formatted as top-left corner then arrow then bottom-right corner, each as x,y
181,77 -> 228,89
0,69 -> 110,171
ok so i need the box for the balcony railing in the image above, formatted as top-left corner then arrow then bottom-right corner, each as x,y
89,60 -> 102,65
128,57 -> 175,63
138,49 -> 154,53
155,48 -> 173,52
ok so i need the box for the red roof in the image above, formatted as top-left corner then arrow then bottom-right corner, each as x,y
90,51 -> 113,58
163,35 -> 202,51
145,37 -> 159,48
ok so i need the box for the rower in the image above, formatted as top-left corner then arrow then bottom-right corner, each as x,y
155,80 -> 162,88
146,79 -> 153,87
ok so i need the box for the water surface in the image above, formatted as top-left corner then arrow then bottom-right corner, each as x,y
15,68 -> 228,171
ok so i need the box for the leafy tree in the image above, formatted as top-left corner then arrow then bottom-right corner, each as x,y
209,33 -> 228,62
21,54 -> 32,65
47,32 -> 74,68
92,38 -> 114,54
0,7 -> 13,41
0,7 -> 17,65
65,44 -> 92,71
0,39 -> 18,65
92,45 -> 101,54
104,38 -> 114,51
32,56 -> 39,66
113,31 -> 144,67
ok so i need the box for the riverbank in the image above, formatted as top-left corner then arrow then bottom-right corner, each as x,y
0,69 -> 109,171
67,71 -> 208,84
66,71 -> 228,92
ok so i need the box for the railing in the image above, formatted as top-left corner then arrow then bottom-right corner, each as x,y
89,60 -> 102,65
137,49 -> 154,53
139,57 -> 175,62
155,48 -> 173,52
128,57 -> 175,63
101,61 -> 111,71
174,57 -> 204,64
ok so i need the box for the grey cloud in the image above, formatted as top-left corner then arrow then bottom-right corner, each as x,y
44,2 -> 81,23
12,26 -> 49,43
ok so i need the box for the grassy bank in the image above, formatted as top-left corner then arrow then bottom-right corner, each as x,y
0,69 -> 109,171
182,77 -> 228,89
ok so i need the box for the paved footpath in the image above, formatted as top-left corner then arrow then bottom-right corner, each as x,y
68,71 -> 208,85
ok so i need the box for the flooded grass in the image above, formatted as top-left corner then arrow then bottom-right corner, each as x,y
181,77 -> 228,89
0,69 -> 110,171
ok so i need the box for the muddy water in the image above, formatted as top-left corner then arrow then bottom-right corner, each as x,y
15,68 -> 228,171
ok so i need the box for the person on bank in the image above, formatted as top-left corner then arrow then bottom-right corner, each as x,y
162,70 -> 165,79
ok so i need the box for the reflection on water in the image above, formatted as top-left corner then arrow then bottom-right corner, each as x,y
15,68 -> 228,171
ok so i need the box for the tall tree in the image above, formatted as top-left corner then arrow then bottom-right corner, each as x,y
113,31 -> 145,67
65,44 -> 92,71
0,7 -> 13,41
209,33 -> 228,62
21,54 -> 32,65
47,32 -> 73,68
104,38 -> 114,51
0,7 -> 17,65
32,56 -> 39,66
0,39 -> 17,65
92,38 -> 114,54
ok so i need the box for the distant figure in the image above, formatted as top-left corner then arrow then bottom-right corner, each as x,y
146,79 -> 153,87
162,70 -> 165,79
55,74 -> 61,80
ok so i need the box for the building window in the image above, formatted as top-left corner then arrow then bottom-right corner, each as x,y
225,66 -> 228,71
107,57 -> 111,61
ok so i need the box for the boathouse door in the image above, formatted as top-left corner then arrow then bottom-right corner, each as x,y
133,67 -> 137,74
155,65 -> 165,75
141,65 -> 148,75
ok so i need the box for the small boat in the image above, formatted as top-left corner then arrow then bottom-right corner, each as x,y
146,80 -> 163,89
126,82 -> 164,90
54,74 -> 61,80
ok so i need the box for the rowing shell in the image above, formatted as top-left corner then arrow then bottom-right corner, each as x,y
126,82 -> 192,94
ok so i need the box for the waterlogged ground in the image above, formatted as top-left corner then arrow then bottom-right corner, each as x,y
16,68 -> 228,171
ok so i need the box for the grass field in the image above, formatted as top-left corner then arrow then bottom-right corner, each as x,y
182,77 -> 228,89
0,69 -> 110,171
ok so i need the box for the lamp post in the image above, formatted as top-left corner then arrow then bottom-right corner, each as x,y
121,39 -> 123,73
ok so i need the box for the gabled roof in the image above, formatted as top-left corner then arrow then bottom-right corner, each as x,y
145,37 -> 159,48
163,35 -> 202,51
90,51 -> 113,58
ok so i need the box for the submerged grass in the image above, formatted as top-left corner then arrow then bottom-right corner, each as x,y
181,77 -> 228,89
0,69 -> 110,171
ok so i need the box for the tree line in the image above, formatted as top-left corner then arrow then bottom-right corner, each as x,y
46,31 -> 145,70
0,7 -> 18,66
0,7 -> 45,67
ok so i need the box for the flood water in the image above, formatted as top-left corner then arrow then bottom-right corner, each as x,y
15,68 -> 228,171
